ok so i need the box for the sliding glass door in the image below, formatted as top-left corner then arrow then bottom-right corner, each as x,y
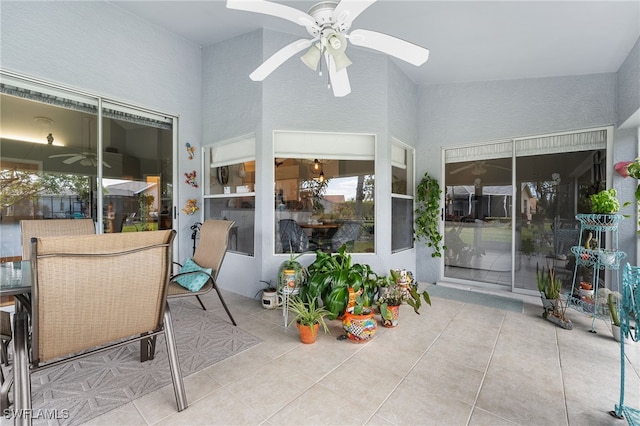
443,128 -> 610,293
0,72 -> 176,261
444,142 -> 513,287
101,102 -> 174,233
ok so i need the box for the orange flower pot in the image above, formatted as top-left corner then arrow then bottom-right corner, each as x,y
296,322 -> 320,344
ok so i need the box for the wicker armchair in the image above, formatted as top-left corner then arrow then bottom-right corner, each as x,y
167,220 -> 236,325
20,219 -> 95,260
12,230 -> 187,424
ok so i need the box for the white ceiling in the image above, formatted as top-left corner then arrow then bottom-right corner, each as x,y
108,0 -> 640,86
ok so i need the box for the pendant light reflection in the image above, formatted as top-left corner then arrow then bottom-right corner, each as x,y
319,170 -> 325,182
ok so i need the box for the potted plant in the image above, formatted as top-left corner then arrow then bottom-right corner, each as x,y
377,270 -> 431,327
607,291 -> 622,342
589,188 -> 620,215
537,264 -> 572,329
301,245 -> 377,320
415,172 -> 446,258
255,279 -> 280,309
287,296 -> 330,344
278,249 -> 307,294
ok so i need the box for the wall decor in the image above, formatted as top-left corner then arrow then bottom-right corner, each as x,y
217,166 -> 229,185
185,142 -> 196,160
182,199 -> 199,215
184,170 -> 198,188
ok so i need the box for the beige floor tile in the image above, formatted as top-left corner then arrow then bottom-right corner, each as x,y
269,383 -> 373,426
225,361 -> 316,418
475,367 -> 567,425
134,370 -> 221,424
468,407 -> 519,426
408,353 -> 485,405
375,379 -> 473,425
82,402 -> 147,426
155,388 -> 265,425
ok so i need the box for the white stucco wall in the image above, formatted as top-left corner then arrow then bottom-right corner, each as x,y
617,37 -> 640,128
417,73 -> 618,283
201,28 -> 421,298
0,1 -> 202,260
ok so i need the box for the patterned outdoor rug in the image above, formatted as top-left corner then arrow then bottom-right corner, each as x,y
426,284 -> 524,313
8,300 -> 260,425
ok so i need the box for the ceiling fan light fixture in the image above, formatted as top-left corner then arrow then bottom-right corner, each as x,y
301,44 -> 322,71
326,32 -> 351,72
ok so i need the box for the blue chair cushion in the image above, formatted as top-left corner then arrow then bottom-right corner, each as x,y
175,258 -> 212,292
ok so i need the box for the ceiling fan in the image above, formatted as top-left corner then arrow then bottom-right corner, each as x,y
449,161 -> 509,176
226,0 -> 429,97
49,152 -> 111,168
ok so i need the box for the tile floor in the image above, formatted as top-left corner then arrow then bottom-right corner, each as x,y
83,286 -> 639,426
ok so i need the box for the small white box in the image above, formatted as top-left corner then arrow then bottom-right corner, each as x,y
236,185 -> 250,193
223,186 -> 231,194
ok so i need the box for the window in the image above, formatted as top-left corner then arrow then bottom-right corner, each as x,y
391,140 -> 414,252
274,131 -> 375,254
203,136 -> 255,256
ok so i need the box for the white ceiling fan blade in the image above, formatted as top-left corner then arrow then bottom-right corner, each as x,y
328,55 -> 351,97
249,38 -> 313,81
449,163 -> 476,175
62,155 -> 85,164
333,0 -> 376,31
48,154 -> 77,158
349,29 -> 429,66
226,0 -> 319,30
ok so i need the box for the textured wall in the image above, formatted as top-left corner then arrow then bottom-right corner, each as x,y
617,37 -> 640,128
416,73 -> 618,283
1,1 -> 202,260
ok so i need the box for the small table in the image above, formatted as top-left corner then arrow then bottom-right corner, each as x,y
299,223 -> 339,250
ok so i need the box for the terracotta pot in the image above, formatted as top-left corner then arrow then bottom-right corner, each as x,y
297,322 -> 320,344
342,307 -> 377,342
381,305 -> 400,328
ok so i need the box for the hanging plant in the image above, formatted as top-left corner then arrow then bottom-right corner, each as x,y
415,172 -> 445,257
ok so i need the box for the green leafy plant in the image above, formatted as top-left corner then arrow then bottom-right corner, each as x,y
615,159 -> 640,233
589,188 -> 620,214
537,264 -> 561,300
288,296 -> 331,335
301,245 -> 377,320
415,172 -> 445,257
278,249 -> 308,290
608,292 -> 620,327
377,269 -> 431,320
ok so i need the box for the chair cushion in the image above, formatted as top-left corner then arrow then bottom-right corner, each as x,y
174,258 -> 212,292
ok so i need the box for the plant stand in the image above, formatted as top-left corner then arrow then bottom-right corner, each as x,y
567,214 -> 626,332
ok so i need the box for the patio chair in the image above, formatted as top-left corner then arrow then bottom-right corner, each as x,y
610,262 -> 640,424
12,230 -> 186,424
167,219 -> 237,325
20,219 -> 95,260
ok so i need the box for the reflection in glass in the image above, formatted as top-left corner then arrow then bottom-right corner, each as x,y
444,158 -> 512,286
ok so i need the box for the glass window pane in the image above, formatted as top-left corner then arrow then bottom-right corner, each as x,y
274,158 -> 374,254
102,103 -> 173,233
203,196 -> 254,256
392,197 -> 413,252
0,87 -> 98,260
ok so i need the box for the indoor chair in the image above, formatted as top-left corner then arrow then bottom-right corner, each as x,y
20,218 -> 95,260
331,221 -> 362,252
12,230 -> 186,425
167,219 -> 236,325
279,219 -> 310,253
